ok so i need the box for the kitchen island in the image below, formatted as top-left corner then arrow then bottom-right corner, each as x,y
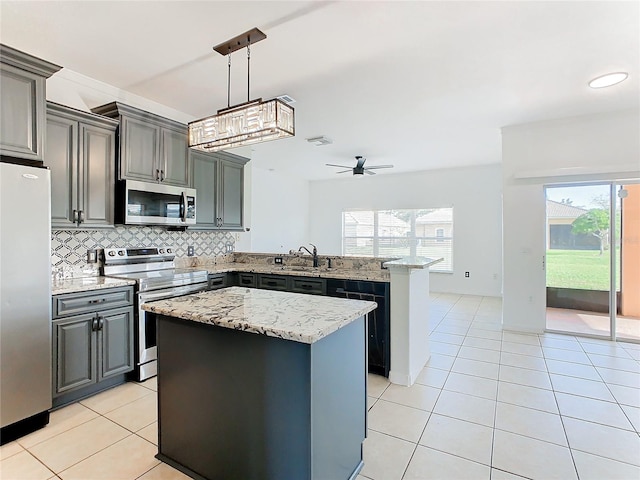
142,287 -> 377,480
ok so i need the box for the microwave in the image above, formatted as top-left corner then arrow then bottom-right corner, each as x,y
121,180 -> 196,226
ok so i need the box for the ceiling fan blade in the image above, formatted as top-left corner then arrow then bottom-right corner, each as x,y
326,163 -> 352,169
355,156 -> 367,169
364,165 -> 394,169
336,169 -> 352,174
364,169 -> 376,175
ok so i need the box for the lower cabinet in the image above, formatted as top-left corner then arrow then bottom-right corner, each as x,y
208,273 -> 228,290
52,287 -> 134,407
325,279 -> 390,378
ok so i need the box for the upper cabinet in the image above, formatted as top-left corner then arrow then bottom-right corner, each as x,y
91,102 -> 190,187
47,102 -> 118,229
0,44 -> 61,165
190,150 -> 248,231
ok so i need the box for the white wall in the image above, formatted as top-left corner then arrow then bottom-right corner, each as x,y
239,167 -> 310,254
502,109 -> 640,333
308,164 -> 503,296
47,69 -> 194,122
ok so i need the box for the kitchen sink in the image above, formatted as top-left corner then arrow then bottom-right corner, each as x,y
278,266 -> 325,272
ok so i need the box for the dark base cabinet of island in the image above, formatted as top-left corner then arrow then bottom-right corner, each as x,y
155,314 -> 367,480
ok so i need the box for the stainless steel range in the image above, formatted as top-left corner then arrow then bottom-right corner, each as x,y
102,247 -> 209,381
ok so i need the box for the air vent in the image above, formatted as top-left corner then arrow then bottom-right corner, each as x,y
277,94 -> 296,104
306,136 -> 333,146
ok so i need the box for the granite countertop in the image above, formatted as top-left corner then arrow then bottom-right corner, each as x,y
383,256 -> 444,269
142,286 -> 378,344
200,263 -> 390,282
52,276 -> 137,295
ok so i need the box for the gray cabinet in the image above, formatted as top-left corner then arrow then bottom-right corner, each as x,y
47,102 -> 117,228
53,313 -> 96,394
52,287 -> 134,404
191,150 -> 247,230
208,273 -> 228,290
91,102 -> 190,187
0,44 -> 61,164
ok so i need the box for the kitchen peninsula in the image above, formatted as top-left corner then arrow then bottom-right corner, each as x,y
142,287 -> 377,480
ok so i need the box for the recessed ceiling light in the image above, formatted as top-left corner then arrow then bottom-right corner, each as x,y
588,72 -> 628,89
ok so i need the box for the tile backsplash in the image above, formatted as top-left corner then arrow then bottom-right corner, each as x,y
52,226 -> 235,277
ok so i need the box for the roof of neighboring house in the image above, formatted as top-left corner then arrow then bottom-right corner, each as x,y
416,209 -> 453,223
344,211 -> 409,228
546,200 -> 588,219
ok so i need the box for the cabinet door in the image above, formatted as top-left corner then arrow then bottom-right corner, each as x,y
99,307 -> 134,380
53,314 -> 97,396
257,274 -> 289,291
191,151 -> 218,229
47,114 -> 78,228
79,123 -> 115,227
0,64 -> 46,162
161,128 -> 189,186
120,116 -> 160,182
218,160 -> 244,230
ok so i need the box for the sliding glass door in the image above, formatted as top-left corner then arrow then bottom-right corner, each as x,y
545,181 -> 640,342
616,183 -> 640,341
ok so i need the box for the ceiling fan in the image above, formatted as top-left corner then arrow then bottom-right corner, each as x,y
326,156 -> 394,175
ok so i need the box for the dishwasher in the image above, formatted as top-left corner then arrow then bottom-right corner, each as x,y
326,279 -> 390,377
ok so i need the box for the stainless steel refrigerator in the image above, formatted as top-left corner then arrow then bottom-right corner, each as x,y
0,162 -> 52,443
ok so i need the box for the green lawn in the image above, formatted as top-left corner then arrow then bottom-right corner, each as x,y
546,249 -> 620,291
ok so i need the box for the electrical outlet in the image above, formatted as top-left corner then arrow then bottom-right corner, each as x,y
226,243 -> 235,253
187,245 -> 195,257
464,271 -> 470,278
86,249 -> 97,263
274,257 -> 283,265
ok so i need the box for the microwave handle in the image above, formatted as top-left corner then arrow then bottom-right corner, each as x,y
180,192 -> 186,222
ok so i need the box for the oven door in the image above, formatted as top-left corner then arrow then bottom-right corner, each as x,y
137,282 -> 208,368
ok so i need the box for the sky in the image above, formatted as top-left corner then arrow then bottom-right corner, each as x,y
546,184 -> 616,210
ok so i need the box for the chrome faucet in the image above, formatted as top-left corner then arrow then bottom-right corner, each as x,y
298,243 -> 319,267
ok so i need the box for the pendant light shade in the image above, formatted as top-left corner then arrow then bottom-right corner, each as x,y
188,28 -> 295,152
189,98 -> 294,152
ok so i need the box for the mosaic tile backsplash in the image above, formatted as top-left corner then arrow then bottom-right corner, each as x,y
52,226 -> 235,278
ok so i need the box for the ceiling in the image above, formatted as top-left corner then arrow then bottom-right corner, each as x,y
1,1 -> 638,180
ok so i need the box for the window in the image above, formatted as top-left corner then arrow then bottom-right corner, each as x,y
342,208 -> 453,272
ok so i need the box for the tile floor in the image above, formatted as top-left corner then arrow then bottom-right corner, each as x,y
2,293 -> 639,480
546,307 -> 640,342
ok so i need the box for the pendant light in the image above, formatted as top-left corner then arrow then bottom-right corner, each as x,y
188,28 -> 295,152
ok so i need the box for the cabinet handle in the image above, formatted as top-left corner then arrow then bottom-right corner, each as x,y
98,317 -> 104,331
300,284 -> 313,289
92,315 -> 99,331
72,209 -> 79,223
88,298 -> 106,304
156,169 -> 160,181
160,170 -> 165,182
78,210 -> 84,224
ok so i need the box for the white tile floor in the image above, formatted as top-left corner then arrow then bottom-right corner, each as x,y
2,294 -> 639,480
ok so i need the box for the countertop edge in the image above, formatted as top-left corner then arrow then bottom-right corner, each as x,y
142,287 -> 378,344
